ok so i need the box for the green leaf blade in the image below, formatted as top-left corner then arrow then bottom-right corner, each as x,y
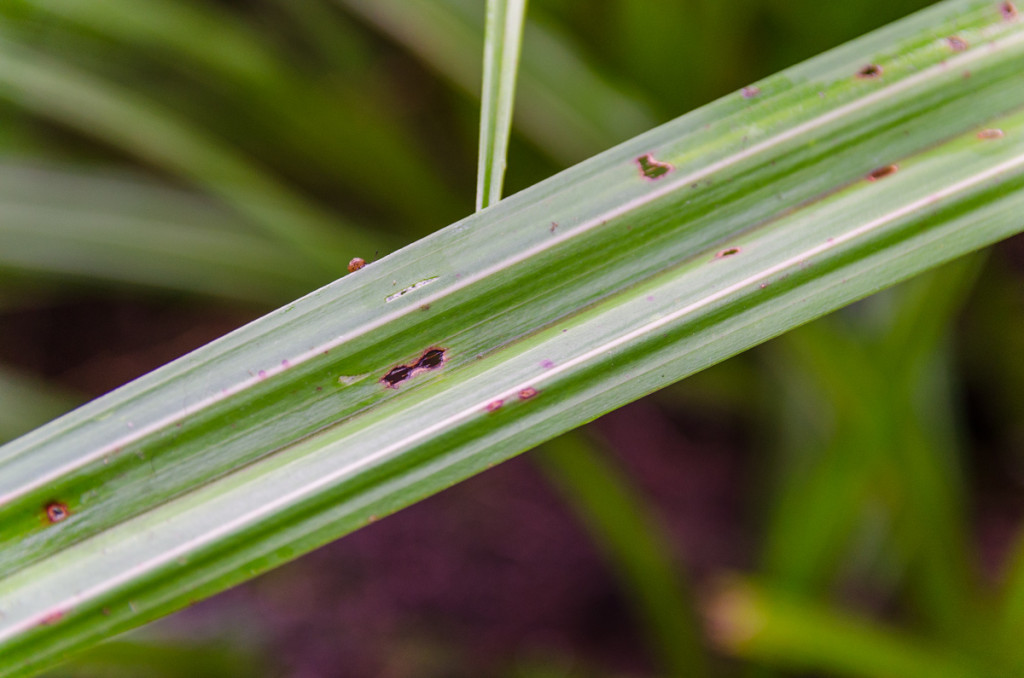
1,1 -> 1023,673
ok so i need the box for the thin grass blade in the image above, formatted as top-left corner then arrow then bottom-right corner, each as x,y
476,0 -> 527,210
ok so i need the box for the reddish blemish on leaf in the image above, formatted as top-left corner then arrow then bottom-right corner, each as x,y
636,153 -> 673,180
741,86 -> 761,98
866,164 -> 899,181
716,248 -> 741,258
347,257 -> 366,273
257,369 -> 267,379
550,222 -> 558,233
486,399 -> 504,412
856,64 -> 883,79
518,387 -> 539,400
38,611 -> 65,626
1001,1 -> 1018,20
945,36 -> 969,51
978,128 -> 1005,139
45,502 -> 70,524
540,360 -> 555,369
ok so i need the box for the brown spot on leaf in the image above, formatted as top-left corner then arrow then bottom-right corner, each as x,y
856,64 -> 883,79
636,153 -> 673,180
486,399 -> 504,412
518,387 -> 539,400
741,86 -> 761,98
1002,1 -> 1018,20
716,248 -> 741,258
348,257 -> 366,273
866,164 -> 898,181
45,502 -> 70,524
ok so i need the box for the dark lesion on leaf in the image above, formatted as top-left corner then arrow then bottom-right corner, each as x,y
417,349 -> 446,369
45,501 -> 70,524
866,164 -> 898,181
380,348 -> 447,388
856,64 -> 883,79
382,365 -> 414,388
636,153 -> 673,180
1001,1 -> 1018,21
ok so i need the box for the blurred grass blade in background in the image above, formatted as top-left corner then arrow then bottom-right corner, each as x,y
337,0 -> 658,163
476,0 -> 527,210
0,28 -> 380,271
0,161 -> 323,303
707,578 -> 981,678
761,257 -> 984,638
13,0 -> 464,232
538,433 -> 707,677
0,1 -> 1023,675
0,366 -> 80,445
37,637 -> 270,678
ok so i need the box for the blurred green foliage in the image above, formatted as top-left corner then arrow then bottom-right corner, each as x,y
3,0 -> 1024,676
